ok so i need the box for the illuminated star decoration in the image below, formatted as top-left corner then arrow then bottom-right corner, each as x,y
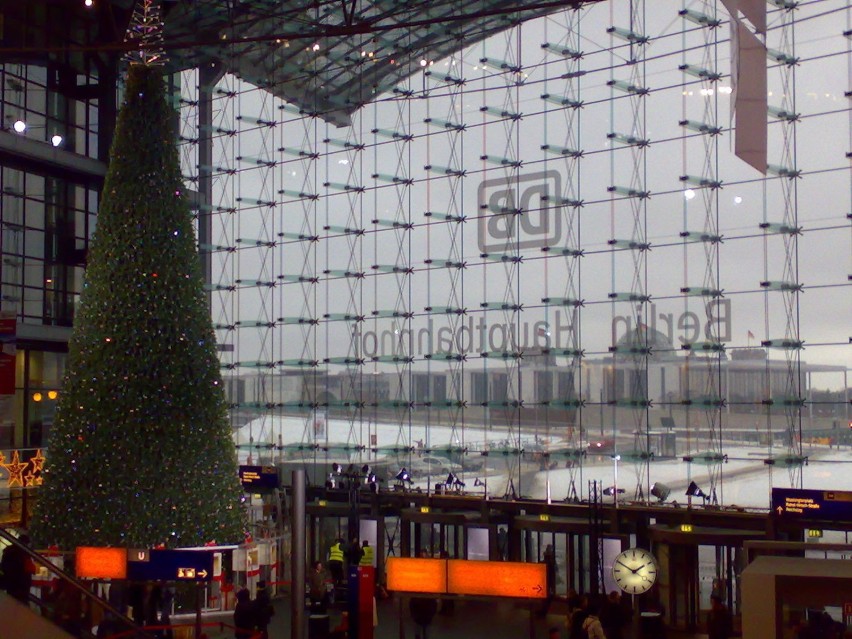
1,450 -> 27,488
29,449 -> 46,473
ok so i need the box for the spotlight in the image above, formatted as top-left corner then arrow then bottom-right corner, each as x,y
361,464 -> 370,474
474,478 -> 486,488
452,477 -> 465,489
50,134 -> 63,147
686,481 -> 706,499
325,473 -> 336,489
366,472 -> 379,493
84,0 -> 94,6
602,486 -> 625,497
332,463 -> 342,474
446,473 -> 456,486
13,120 -> 26,133
651,482 -> 672,502
395,468 -> 412,483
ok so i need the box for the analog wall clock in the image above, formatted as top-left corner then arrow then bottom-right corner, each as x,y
612,547 -> 658,595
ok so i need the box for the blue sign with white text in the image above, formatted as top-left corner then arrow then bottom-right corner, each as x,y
127,549 -> 214,581
772,488 -> 852,523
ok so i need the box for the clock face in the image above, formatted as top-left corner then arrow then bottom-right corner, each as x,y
612,548 -> 658,595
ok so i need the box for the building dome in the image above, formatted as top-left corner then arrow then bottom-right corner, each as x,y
614,325 -> 678,361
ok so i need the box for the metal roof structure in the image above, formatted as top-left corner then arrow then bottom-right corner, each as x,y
143,0 -> 595,126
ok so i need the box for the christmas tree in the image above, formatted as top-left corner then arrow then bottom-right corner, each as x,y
31,61 -> 246,549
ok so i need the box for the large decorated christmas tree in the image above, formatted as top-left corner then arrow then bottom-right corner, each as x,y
31,55 -> 246,548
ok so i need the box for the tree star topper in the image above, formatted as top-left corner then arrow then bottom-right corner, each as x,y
125,0 -> 167,66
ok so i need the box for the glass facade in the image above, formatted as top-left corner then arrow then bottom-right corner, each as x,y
183,0 -> 850,510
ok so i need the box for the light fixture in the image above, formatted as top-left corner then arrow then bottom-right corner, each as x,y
684,189 -> 696,200
394,468 -> 412,484
650,482 -> 671,502
361,464 -> 370,474
332,463 -> 342,474
50,134 -> 63,147
686,481 -> 706,499
452,476 -> 465,489
84,0 -> 94,6
602,486 -> 625,497
47,390 -> 58,400
32,392 -> 43,402
13,120 -> 26,133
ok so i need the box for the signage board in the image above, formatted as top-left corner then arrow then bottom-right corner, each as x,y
386,558 -> 546,599
76,547 -> 127,579
127,549 -> 214,581
447,559 -> 546,599
772,488 -> 852,523
386,557 -> 447,594
239,465 -> 279,492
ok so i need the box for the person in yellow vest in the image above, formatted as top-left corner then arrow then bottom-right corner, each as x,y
328,538 -> 345,584
359,539 -> 374,567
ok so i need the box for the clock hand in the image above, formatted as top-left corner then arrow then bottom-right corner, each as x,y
616,560 -> 635,572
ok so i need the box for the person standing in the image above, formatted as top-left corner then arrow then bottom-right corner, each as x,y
309,561 -> 328,612
346,537 -> 363,571
328,539 -> 345,584
254,580 -> 274,639
233,588 -> 256,638
707,594 -> 733,639
409,595 -> 438,639
359,540 -> 374,567
1,534 -> 35,603
581,600 -> 608,639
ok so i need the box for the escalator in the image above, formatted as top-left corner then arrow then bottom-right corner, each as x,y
0,527 -> 155,639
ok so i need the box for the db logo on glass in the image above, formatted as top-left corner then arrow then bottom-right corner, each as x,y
477,170 -> 563,253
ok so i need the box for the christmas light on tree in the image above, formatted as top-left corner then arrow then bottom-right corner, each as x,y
31,15 -> 246,548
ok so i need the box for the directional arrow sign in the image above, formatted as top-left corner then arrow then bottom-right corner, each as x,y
128,550 -> 214,582
772,488 -> 852,523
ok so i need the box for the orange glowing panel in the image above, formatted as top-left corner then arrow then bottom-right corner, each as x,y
76,546 -> 127,579
447,560 -> 547,599
386,557 -> 447,594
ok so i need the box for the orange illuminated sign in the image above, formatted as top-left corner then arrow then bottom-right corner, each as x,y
447,560 -> 546,599
386,558 -> 546,599
76,547 -> 127,579
386,557 -> 447,594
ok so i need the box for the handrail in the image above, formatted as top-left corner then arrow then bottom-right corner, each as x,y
0,526 -> 156,639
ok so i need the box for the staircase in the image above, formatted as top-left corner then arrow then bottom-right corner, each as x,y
0,527 -> 154,639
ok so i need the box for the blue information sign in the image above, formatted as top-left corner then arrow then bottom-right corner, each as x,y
127,549 -> 214,581
772,488 -> 852,523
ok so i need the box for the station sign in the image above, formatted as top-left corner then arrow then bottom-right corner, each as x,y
772,488 -> 852,523
386,557 -> 546,599
127,549 -> 214,581
238,465 -> 279,492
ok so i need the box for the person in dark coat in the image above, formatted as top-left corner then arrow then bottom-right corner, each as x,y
254,580 -> 274,639
601,590 -> 627,639
707,594 -> 733,639
409,595 -> 438,639
346,537 -> 363,571
1,534 -> 35,603
233,588 -> 256,638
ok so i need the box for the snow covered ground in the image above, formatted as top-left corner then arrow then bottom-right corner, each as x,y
233,416 -> 852,510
